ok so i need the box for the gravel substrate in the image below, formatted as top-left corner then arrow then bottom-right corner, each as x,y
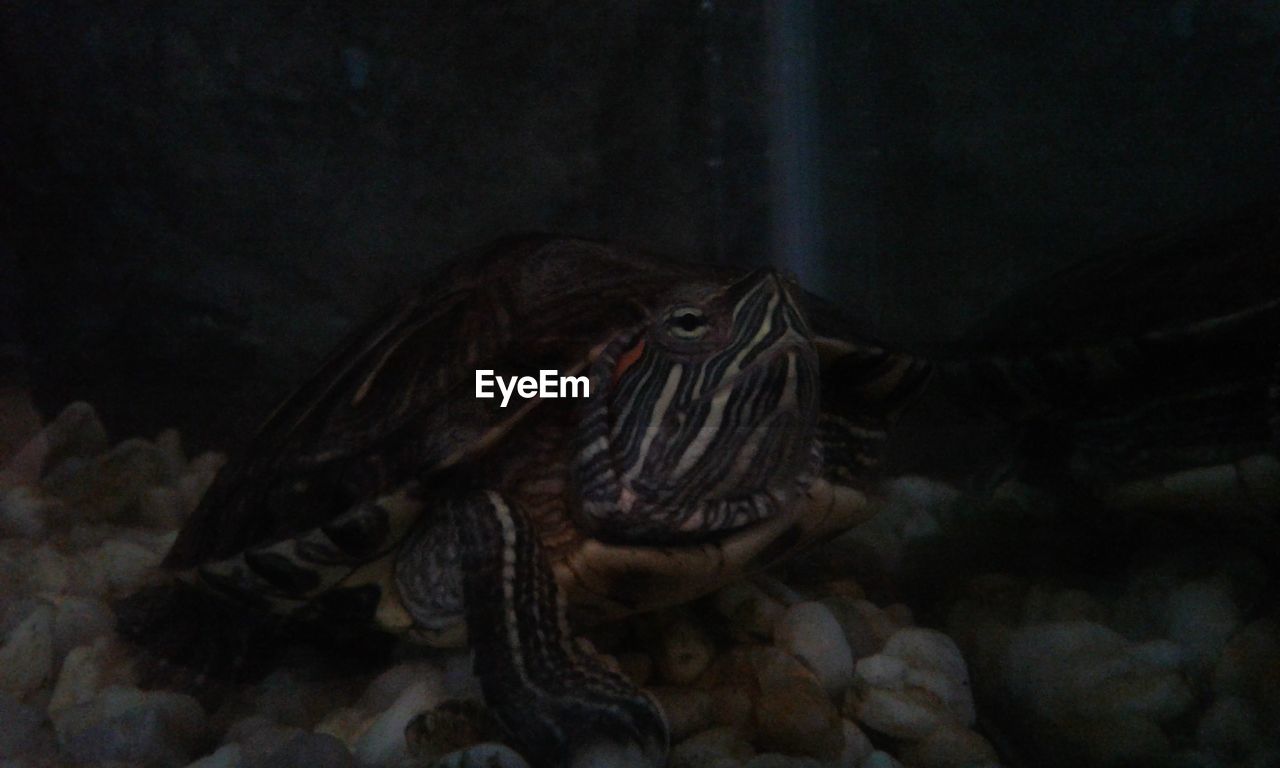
3,393 -> 1275,768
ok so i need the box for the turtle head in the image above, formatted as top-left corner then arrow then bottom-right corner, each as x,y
574,268 -> 821,543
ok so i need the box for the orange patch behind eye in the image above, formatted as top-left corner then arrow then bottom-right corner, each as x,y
612,339 -> 646,386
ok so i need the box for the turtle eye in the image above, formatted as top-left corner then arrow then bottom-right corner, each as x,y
665,308 -> 710,339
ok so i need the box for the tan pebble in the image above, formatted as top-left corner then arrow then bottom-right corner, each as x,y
750,648 -> 844,761
714,583 -> 785,641
659,618 -> 715,685
650,686 -> 715,741
695,648 -> 758,730
709,685 -> 755,731
699,647 -> 757,688
898,722 -> 998,768
820,597 -> 895,659
315,707 -> 374,747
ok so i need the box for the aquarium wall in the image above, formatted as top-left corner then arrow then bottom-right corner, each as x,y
1,3 -> 1279,768
4,1 -> 1278,449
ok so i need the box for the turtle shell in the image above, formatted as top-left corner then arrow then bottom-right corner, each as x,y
165,236 -> 924,604
903,202 -> 1280,506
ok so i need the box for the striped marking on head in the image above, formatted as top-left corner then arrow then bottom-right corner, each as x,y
572,268 -> 821,542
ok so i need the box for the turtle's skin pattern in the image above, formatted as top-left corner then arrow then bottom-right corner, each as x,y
150,235 -> 929,767
896,201 -> 1280,542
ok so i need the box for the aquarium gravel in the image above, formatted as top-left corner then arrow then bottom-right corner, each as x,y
1,394 -> 1276,768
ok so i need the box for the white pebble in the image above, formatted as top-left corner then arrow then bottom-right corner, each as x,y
53,597 -> 115,658
50,640 -> 108,714
1166,580 -> 1240,670
898,722 -> 999,768
0,602 -> 54,696
821,598 -> 898,659
853,654 -> 907,691
27,545 -> 72,595
882,628 -> 969,686
54,685 -> 205,767
744,754 -> 825,768
860,750 -> 904,768
314,707 -> 374,748
881,628 -> 974,727
774,602 -> 855,695
0,690 -> 43,758
90,539 -> 164,593
182,743 -> 243,768
437,742 -> 531,768
353,678 -> 445,766
1197,696 -> 1260,763
850,687 -> 944,740
358,661 -> 442,712
837,719 -> 873,768
1003,621 -> 1126,721
0,486 -> 49,539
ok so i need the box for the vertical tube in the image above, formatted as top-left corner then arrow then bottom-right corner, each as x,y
701,0 -> 728,265
766,0 -> 823,292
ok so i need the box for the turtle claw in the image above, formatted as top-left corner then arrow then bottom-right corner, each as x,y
406,699 -> 502,762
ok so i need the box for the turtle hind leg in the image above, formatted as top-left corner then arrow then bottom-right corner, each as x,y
449,491 -> 668,768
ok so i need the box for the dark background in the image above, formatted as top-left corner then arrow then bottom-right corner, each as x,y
2,1 -> 1278,450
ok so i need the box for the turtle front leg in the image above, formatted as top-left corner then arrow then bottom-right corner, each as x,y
449,491 -> 668,768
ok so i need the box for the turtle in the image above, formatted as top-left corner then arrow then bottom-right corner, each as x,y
121,234 -> 930,768
892,199 -> 1280,543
